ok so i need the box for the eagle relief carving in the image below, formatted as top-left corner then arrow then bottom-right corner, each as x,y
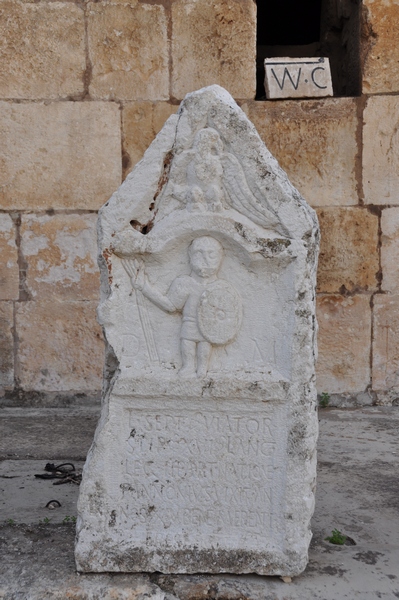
163,127 -> 281,227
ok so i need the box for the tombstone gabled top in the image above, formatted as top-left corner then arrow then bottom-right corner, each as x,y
100,85 -> 317,255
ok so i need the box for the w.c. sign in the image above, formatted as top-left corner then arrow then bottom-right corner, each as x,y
264,57 -> 333,99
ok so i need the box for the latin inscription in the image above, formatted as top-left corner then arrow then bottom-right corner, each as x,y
118,407 -> 287,543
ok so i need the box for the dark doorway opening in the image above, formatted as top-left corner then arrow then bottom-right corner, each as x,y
256,0 -> 361,99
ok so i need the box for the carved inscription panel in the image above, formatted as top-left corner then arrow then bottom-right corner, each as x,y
112,400 -> 288,550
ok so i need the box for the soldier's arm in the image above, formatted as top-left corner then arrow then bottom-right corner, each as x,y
141,280 -> 177,313
122,258 -> 177,313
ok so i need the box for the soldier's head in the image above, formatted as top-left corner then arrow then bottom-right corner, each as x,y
189,236 -> 223,278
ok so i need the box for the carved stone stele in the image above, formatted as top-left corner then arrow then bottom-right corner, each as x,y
75,85 -> 320,576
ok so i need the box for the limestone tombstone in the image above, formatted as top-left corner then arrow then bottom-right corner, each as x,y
75,85 -> 320,577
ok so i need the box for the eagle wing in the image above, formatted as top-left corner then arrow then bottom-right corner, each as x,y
221,153 -> 282,231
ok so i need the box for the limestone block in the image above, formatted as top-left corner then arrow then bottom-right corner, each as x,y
0,302 -> 14,390
372,294 -> 399,395
0,102 -> 121,210
264,57 -> 333,100
245,99 -> 358,208
316,207 -> 379,293
76,86 -> 319,577
363,96 -> 399,205
316,295 -> 371,394
0,214 -> 19,300
88,2 -> 168,101
16,300 -> 103,392
171,0 -> 256,100
363,0 -> 399,94
0,0 -> 85,99
381,208 -> 399,293
123,102 -> 177,172
21,214 -> 99,301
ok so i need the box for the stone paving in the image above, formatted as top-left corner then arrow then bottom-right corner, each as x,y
0,406 -> 398,599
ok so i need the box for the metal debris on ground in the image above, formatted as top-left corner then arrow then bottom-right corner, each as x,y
45,500 -> 62,509
34,462 -> 82,485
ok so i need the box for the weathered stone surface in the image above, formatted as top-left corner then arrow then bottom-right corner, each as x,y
0,302 -> 14,391
245,99 -> 358,208
363,96 -> 399,205
363,0 -> 399,94
316,207 -> 379,293
0,102 -> 121,210
316,295 -> 371,394
0,214 -> 18,300
171,0 -> 256,100
372,295 -> 399,397
0,0 -> 85,99
21,213 -> 99,301
76,86 -> 319,576
88,2 -> 168,101
16,300 -> 103,392
123,102 -> 177,173
264,57 -> 333,99
381,208 -> 399,293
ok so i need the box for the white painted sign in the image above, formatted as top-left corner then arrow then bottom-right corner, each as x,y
264,57 -> 333,99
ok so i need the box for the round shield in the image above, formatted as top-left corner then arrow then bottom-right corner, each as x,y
197,280 -> 242,345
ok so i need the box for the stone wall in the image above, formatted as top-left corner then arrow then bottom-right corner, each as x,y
0,0 -> 398,406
